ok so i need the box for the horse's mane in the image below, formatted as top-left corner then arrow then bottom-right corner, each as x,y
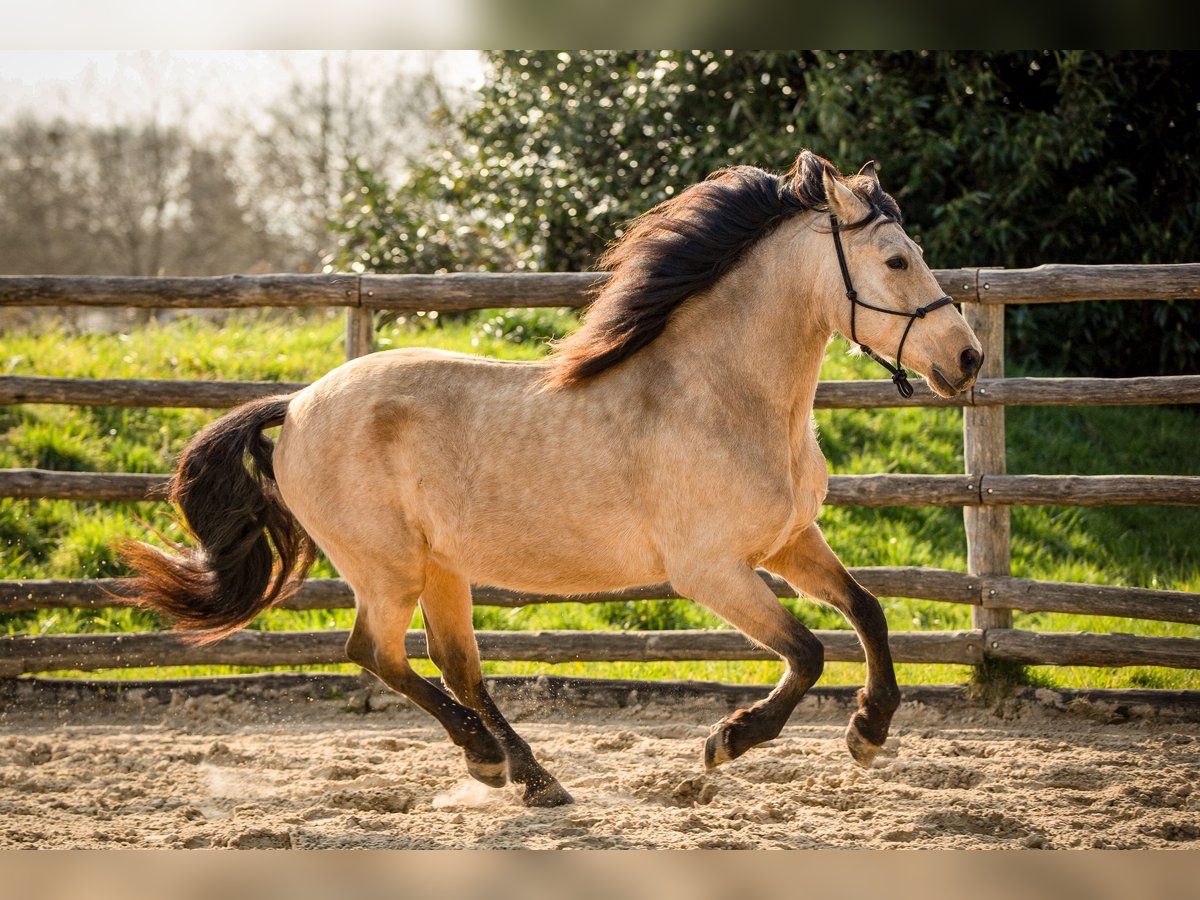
542,150 -> 901,389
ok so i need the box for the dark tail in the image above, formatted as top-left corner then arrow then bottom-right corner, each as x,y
117,394 -> 316,644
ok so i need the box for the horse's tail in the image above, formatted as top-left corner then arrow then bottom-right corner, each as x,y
117,394 -> 315,644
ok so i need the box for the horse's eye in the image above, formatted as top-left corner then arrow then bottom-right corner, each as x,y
886,256 -> 908,270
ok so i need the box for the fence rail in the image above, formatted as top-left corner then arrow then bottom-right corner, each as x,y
3,626 -> 1200,677
4,263 -> 1199,310
2,263 -> 1198,681
4,569 -> 1199,624
4,374 -> 1200,410
4,467 -> 1198,508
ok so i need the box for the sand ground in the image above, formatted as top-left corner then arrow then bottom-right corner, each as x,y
1,677 -> 1197,849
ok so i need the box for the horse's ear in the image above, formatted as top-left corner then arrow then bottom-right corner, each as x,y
822,167 -> 869,222
857,160 -> 880,189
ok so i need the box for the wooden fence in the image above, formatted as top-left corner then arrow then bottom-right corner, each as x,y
1,264 -> 1199,679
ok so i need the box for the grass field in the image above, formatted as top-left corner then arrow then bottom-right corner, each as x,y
2,308 -> 1198,689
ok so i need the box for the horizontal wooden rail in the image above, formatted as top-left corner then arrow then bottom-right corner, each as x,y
0,274 -> 360,309
0,376 -> 307,408
3,626 -> 1198,675
0,470 -> 170,501
981,577 -> 1200,624
360,272 -> 602,310
985,629 -> 1200,668
0,628 -> 985,675
2,264 -> 1196,310
3,468 -> 1197,507
969,375 -> 1200,407
5,569 -> 1198,624
0,567 -> 981,613
6,374 -> 1197,411
975,264 -> 1200,305
977,475 -> 1200,507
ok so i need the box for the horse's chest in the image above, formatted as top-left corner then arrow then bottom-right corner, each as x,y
783,431 -> 829,532
709,436 -> 826,563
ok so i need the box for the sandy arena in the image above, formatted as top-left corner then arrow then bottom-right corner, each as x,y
1,676 -> 1197,849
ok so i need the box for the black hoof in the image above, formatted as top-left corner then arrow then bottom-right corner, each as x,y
703,726 -> 734,771
521,779 -> 574,807
845,721 -> 884,767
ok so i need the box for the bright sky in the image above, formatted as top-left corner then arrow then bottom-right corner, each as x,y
0,51 -> 485,131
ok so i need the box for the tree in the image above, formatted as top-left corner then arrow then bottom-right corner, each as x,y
429,51 -> 1200,376
246,52 -> 461,269
0,117 -> 284,278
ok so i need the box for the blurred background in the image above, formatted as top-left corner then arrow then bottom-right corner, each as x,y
2,50 -> 1196,375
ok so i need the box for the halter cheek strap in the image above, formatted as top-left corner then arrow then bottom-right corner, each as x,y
830,214 -> 955,398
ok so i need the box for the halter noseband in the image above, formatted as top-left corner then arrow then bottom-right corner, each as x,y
830,214 -> 955,399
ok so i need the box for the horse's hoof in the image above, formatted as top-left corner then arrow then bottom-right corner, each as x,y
845,722 -> 884,767
521,779 -> 574,808
465,755 -> 508,789
704,727 -> 734,771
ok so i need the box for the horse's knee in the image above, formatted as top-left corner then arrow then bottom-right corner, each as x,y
787,630 -> 824,686
845,582 -> 888,629
864,681 -> 901,717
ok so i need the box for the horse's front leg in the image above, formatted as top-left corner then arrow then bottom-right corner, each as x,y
669,562 -> 825,770
763,524 -> 901,766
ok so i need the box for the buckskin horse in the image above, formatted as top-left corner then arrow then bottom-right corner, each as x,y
120,151 -> 983,807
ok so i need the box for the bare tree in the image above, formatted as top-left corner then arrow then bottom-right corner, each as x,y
0,116 -> 292,279
0,52 -> 466,284
242,52 -> 460,269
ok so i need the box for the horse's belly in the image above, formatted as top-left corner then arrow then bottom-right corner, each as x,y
435,491 -> 665,595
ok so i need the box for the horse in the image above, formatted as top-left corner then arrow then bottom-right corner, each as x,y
120,150 -> 983,808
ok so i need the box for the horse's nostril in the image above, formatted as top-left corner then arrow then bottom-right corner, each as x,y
960,347 -> 983,376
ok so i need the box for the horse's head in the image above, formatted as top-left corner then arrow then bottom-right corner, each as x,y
811,156 -> 983,398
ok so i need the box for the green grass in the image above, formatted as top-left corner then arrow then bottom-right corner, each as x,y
2,309 -> 1198,689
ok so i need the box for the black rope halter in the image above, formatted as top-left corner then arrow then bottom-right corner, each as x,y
830,214 -> 955,398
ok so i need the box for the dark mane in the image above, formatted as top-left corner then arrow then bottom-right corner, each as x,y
543,150 -> 901,388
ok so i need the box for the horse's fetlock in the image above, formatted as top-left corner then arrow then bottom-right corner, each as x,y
876,684 -> 902,715
849,708 -> 890,748
464,730 -> 506,764
705,710 -> 780,770
857,684 -> 900,718
464,744 -> 509,789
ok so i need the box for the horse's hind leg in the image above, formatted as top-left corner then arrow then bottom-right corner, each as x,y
345,580 -> 508,789
764,525 -> 901,767
419,563 -> 573,807
670,562 -> 825,770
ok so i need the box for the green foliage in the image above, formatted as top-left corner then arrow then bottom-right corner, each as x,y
326,160 -> 517,276
470,306 -> 578,347
343,51 -> 1198,376
593,599 -> 716,632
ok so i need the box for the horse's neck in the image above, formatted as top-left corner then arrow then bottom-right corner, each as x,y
655,225 -> 831,418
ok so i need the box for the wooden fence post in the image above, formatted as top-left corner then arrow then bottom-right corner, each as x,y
963,299 -> 1013,637
345,307 -> 374,359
